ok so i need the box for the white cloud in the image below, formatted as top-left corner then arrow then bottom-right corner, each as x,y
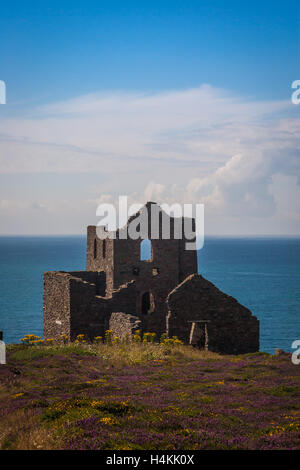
0,85 -> 293,173
0,85 -> 299,234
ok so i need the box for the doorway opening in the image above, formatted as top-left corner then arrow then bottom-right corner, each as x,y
141,291 -> 155,314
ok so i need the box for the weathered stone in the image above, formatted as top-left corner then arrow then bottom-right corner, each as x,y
274,348 -> 287,356
109,312 -> 141,339
43,202 -> 259,353
167,274 -> 259,354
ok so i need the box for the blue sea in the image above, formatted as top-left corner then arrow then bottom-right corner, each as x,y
0,236 -> 299,353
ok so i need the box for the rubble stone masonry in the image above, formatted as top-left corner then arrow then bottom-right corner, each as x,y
44,202 -> 259,353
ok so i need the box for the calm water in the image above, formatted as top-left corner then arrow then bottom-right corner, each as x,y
0,236 -> 299,353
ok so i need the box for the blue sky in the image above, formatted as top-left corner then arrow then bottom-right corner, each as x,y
1,0 -> 299,105
0,1 -> 299,235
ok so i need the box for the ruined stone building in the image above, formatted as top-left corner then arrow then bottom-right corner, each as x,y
43,202 -> 259,354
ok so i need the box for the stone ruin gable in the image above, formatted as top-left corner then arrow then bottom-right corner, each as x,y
45,201 -> 259,350
86,201 -> 198,293
43,271 -> 106,341
116,202 -> 198,288
166,274 -> 259,354
45,201 -> 200,342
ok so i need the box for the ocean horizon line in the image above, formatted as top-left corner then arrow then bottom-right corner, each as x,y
0,234 -> 300,239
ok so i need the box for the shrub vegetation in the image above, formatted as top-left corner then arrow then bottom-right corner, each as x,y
0,332 -> 299,450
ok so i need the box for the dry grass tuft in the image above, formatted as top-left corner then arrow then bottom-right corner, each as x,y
7,341 -> 222,367
0,409 -> 56,450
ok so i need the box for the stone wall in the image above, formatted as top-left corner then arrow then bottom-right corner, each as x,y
109,312 -> 141,339
44,270 -> 259,353
167,274 -> 259,354
43,270 -> 107,340
86,226 -> 114,295
87,203 -> 197,294
43,272 -> 71,340
44,202 -> 259,353
84,202 -> 198,339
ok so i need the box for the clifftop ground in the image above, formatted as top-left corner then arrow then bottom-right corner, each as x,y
0,343 -> 299,450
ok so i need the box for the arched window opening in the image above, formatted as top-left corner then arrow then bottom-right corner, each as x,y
93,239 -> 97,259
140,238 -> 152,261
141,291 -> 155,315
102,239 -> 106,259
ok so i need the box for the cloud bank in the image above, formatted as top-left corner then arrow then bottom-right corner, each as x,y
0,85 -> 299,235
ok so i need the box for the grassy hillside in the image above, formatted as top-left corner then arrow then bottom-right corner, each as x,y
0,341 -> 299,450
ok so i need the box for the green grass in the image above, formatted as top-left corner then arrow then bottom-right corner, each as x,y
267,385 -> 300,397
7,341 -> 221,366
9,344 -> 98,361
